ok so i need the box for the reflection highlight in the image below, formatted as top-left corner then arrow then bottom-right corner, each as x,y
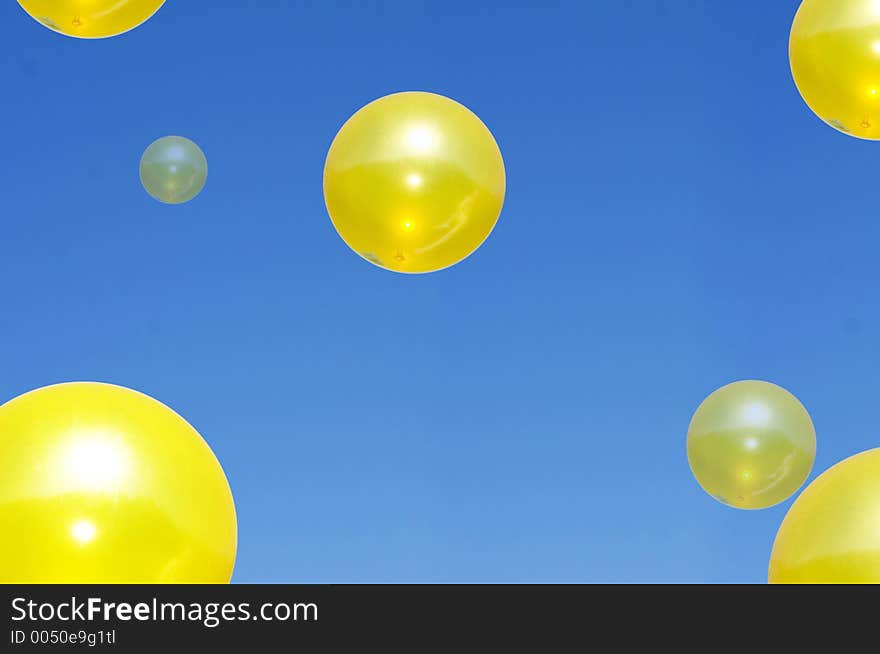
70,519 -> 97,545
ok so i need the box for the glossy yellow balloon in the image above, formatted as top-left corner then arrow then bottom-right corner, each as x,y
790,0 -> 880,139
0,382 -> 236,583
324,92 -> 506,273
770,449 -> 880,583
687,381 -> 816,510
17,0 -> 165,39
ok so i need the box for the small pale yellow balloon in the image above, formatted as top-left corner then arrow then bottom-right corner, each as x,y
790,0 -> 880,139
686,381 -> 816,510
0,382 -> 237,583
324,91 -> 506,274
770,449 -> 880,583
17,0 -> 165,39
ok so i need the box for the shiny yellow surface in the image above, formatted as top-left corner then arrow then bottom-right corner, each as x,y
686,381 -> 816,510
770,449 -> 880,583
790,0 -> 880,139
17,0 -> 165,39
0,382 -> 236,583
324,92 -> 506,274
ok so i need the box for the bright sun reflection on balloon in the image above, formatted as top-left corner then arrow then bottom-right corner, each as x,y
70,519 -> 97,545
741,402 -> 771,425
403,125 -> 440,154
57,432 -> 131,492
406,173 -> 423,188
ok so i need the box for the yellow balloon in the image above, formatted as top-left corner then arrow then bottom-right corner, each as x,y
17,0 -> 165,39
790,0 -> 880,139
686,381 -> 816,510
0,382 -> 236,583
324,91 -> 506,273
770,449 -> 880,583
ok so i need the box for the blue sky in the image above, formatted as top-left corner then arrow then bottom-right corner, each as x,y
2,1 -> 879,583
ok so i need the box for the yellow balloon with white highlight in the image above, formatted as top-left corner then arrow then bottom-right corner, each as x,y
686,381 -> 816,510
17,0 -> 165,39
0,382 -> 237,583
790,0 -> 880,139
324,92 -> 506,273
770,449 -> 880,583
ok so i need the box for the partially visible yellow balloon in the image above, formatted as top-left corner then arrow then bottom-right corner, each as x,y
686,381 -> 816,510
0,382 -> 237,583
770,449 -> 880,583
790,0 -> 880,139
324,91 -> 506,274
17,0 -> 165,39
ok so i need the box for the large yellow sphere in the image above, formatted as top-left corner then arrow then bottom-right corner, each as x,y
323,92 -> 506,274
0,382 -> 237,583
790,0 -> 880,139
770,449 -> 880,583
686,381 -> 816,510
17,0 -> 165,39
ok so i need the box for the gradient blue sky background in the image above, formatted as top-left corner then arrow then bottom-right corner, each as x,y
2,1 -> 879,583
